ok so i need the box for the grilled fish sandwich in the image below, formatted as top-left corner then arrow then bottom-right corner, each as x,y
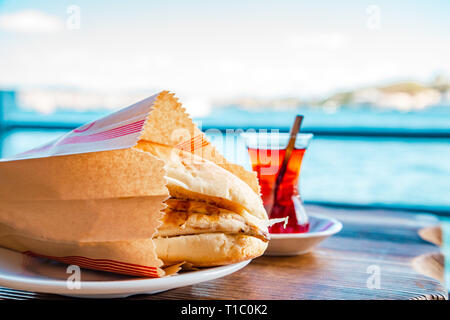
135,141 -> 269,267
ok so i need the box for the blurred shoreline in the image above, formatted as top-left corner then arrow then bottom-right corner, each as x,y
1,76 -> 450,118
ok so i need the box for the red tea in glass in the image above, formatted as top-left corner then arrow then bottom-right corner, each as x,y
242,132 -> 313,234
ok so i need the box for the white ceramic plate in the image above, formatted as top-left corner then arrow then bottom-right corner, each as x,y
0,247 -> 251,298
264,213 -> 342,256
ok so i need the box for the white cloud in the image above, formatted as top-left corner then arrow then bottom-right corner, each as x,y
0,10 -> 64,33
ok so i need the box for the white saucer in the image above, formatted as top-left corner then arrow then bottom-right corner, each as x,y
0,247 -> 251,298
264,213 -> 343,256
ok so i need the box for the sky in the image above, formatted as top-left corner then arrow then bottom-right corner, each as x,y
1,0 -> 449,105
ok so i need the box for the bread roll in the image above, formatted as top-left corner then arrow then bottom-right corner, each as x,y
135,141 -> 267,220
134,141 -> 269,266
153,233 -> 268,267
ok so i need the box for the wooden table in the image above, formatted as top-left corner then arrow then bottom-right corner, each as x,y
0,205 -> 447,300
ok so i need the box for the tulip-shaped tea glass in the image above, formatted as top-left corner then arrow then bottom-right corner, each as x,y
242,132 -> 313,233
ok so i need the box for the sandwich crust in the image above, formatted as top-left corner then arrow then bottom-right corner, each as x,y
153,233 -> 268,267
135,141 -> 268,221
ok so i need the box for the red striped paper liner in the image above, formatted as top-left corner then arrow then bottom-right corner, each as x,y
63,119 -> 145,144
73,121 -> 97,133
23,251 -> 160,278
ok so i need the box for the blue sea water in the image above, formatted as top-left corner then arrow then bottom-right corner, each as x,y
196,104 -> 450,132
1,105 -> 449,211
208,133 -> 450,211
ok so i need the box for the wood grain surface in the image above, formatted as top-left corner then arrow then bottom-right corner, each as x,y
0,205 -> 447,300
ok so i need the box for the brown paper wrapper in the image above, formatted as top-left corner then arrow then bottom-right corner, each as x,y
0,91 -> 260,277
